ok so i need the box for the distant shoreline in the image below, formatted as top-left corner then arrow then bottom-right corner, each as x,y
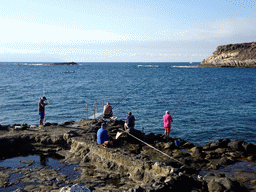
48,62 -> 78,65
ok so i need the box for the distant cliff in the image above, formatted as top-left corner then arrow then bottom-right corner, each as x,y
196,42 -> 256,67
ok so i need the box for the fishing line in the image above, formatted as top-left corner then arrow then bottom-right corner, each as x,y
84,77 -> 150,147
119,130 -> 203,176
91,77 -> 149,119
112,76 -> 150,109
43,84 -> 49,124
123,130 -> 186,166
43,85 -> 46,124
172,90 -> 188,116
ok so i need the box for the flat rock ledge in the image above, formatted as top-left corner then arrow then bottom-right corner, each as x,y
0,119 -> 255,192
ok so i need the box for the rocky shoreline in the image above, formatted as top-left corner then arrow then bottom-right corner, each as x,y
195,42 -> 256,68
0,119 -> 255,191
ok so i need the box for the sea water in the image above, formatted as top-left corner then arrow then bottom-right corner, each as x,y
0,154 -> 79,191
0,62 -> 255,145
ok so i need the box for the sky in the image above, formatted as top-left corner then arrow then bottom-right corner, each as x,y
0,0 -> 255,62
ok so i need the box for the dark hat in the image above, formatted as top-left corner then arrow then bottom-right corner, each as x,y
42,96 -> 47,100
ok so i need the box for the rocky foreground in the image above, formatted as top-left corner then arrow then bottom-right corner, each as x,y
0,119 -> 255,192
195,42 -> 256,68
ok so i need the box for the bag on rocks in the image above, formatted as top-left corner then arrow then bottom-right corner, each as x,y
102,140 -> 113,148
174,139 -> 180,146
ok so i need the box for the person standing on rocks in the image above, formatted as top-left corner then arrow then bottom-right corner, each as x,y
38,96 -> 48,126
125,111 -> 135,130
163,111 -> 173,141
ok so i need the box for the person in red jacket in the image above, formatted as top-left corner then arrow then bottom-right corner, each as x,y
163,111 -> 173,141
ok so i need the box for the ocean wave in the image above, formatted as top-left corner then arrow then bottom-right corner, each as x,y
17,63 -> 45,66
31,63 -> 45,66
137,65 -> 159,68
172,66 -> 197,68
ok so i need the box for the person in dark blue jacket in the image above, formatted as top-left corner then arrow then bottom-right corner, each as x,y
125,111 -> 135,130
97,123 -> 109,144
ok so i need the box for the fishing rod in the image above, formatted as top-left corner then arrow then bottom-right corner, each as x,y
43,85 -> 49,124
172,90 -> 188,116
112,76 -> 150,109
43,85 -> 46,125
116,130 -> 202,173
118,130 -> 186,166
91,77 -> 149,119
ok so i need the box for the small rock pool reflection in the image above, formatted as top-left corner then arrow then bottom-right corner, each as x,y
0,153 -> 79,191
199,160 -> 256,189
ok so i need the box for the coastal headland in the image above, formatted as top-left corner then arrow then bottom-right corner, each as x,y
0,119 -> 255,191
195,42 -> 256,68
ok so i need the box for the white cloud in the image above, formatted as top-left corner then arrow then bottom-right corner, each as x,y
0,18 -> 129,43
200,17 -> 256,40
0,47 -> 41,54
157,17 -> 256,43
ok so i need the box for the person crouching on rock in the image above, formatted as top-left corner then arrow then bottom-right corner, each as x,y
97,123 -> 113,148
103,102 -> 113,118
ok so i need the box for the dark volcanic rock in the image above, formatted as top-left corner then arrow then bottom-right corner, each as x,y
242,142 -> 256,155
191,146 -> 205,158
207,138 -> 231,150
0,119 -> 253,192
204,173 -> 246,192
227,140 -> 244,151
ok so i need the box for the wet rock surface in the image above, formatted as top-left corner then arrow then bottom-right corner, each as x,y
0,119 -> 255,191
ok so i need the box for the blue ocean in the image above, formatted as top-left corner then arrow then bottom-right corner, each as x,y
0,62 -> 255,146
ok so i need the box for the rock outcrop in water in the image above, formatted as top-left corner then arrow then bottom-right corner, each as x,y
195,42 -> 256,68
49,62 -> 78,65
0,119 -> 255,191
